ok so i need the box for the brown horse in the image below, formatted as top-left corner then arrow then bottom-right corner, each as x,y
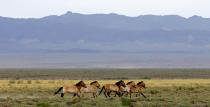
130,81 -> 146,98
80,81 -> 101,98
119,81 -> 136,98
54,81 -> 87,98
99,80 -> 126,97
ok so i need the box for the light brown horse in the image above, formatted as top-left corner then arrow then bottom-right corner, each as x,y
54,81 -> 87,98
99,80 -> 126,98
80,81 -> 101,98
130,81 -> 146,98
119,81 -> 136,98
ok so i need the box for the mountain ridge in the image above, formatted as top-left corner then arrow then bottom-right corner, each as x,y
0,11 -> 210,53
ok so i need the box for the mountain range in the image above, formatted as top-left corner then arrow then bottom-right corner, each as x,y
1,11 -> 210,53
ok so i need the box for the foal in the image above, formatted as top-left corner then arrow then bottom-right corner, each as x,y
80,81 -> 101,98
54,81 -> 87,98
99,80 -> 126,97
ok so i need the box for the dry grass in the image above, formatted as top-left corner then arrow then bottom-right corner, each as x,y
1,79 -> 210,89
0,69 -> 210,106
0,79 -> 210,107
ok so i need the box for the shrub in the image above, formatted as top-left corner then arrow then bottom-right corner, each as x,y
27,80 -> 32,84
176,86 -> 183,91
149,90 -> 160,94
176,87 -> 195,91
121,98 -> 132,106
36,102 -> 50,107
17,80 -> 23,84
9,80 -> 15,84
188,87 -> 195,91
15,77 -> 20,80
143,76 -> 151,79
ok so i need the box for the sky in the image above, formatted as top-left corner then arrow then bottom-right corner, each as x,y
0,0 -> 210,18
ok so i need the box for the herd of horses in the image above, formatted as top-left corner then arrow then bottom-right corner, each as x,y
54,80 -> 146,99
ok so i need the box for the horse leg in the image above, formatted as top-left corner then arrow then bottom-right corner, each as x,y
61,93 -> 64,98
107,91 -> 111,97
114,92 -> 117,97
116,92 -> 121,97
76,93 -> 80,97
125,92 -> 129,97
82,93 -> 84,97
72,93 -> 76,98
92,92 -> 96,98
129,91 -> 132,99
136,90 -> 141,97
141,92 -> 146,98
121,92 -> 124,97
61,89 -> 66,98
81,91 -> 84,97
95,92 -> 98,98
104,92 -> 107,98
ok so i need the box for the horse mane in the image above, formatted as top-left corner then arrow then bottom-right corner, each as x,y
137,81 -> 143,85
126,81 -> 134,85
115,80 -> 123,86
76,81 -> 83,86
90,81 -> 97,85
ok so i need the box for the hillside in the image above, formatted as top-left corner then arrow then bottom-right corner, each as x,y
1,12 -> 210,53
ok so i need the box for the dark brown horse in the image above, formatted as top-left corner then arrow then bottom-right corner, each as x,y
54,81 -> 87,98
98,80 -> 126,97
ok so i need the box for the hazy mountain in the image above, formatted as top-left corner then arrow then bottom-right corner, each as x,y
1,11 -> 210,53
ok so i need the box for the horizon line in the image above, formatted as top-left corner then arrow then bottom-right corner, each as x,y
0,11 -> 209,19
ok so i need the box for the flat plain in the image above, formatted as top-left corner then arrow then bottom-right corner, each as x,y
0,69 -> 210,107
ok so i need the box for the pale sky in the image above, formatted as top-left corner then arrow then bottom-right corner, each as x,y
0,0 -> 209,18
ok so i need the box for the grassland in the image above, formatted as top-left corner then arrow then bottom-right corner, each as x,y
1,69 -> 210,79
0,69 -> 210,107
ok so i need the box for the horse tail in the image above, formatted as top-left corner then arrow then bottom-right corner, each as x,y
98,86 -> 105,96
54,87 -> 63,95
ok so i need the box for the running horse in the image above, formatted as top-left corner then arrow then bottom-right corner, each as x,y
98,80 -> 126,97
80,81 -> 101,98
54,80 -> 87,98
130,81 -> 146,98
119,81 -> 136,98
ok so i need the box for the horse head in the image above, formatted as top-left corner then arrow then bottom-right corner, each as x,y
90,81 -> 101,89
127,81 -> 136,88
76,80 -> 87,88
115,80 -> 126,87
137,81 -> 146,88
